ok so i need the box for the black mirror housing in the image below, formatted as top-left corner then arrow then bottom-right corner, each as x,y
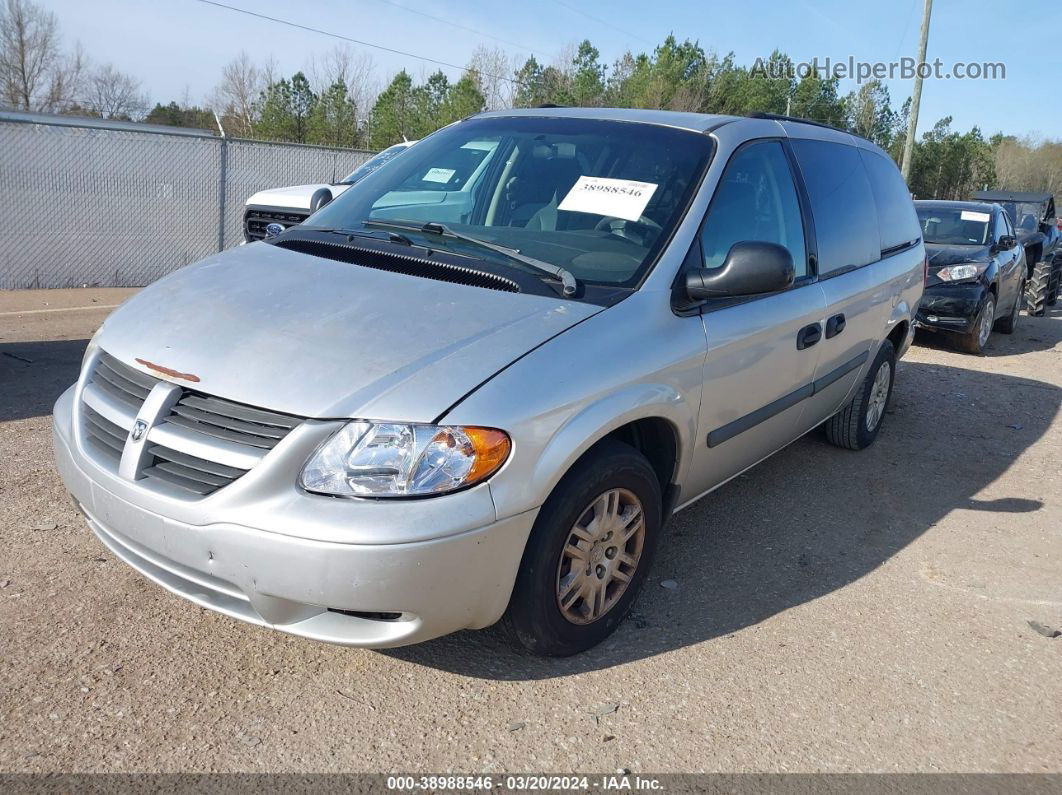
685,241 -> 796,301
997,234 -> 1016,251
310,187 -> 334,213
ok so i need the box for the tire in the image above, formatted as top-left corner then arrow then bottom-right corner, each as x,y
824,339 -> 896,451
995,277 -> 1024,334
1047,269 -> 1060,307
506,439 -> 662,656
1026,260 -> 1051,316
958,294 -> 995,354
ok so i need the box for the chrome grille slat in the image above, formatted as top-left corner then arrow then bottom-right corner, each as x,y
141,466 -> 216,496
81,349 -> 305,498
169,404 -> 289,441
178,395 -> 300,429
161,414 -> 278,449
89,373 -> 144,410
145,445 -> 246,479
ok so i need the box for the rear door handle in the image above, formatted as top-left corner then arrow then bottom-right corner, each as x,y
825,313 -> 846,338
797,323 -> 822,350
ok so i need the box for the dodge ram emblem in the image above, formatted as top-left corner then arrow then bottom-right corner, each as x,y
265,222 -> 284,238
130,420 -> 147,442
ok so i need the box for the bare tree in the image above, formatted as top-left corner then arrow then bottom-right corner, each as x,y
309,46 -> 376,124
0,0 -> 77,111
209,51 -> 265,136
86,62 -> 148,120
468,45 -> 511,111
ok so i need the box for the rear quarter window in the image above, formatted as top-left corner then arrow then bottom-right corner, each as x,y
790,139 -> 880,275
859,149 -> 921,252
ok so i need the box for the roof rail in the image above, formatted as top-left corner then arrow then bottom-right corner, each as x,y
747,112 -> 850,136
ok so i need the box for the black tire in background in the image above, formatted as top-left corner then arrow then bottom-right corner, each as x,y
1026,260 -> 1052,316
824,339 -> 896,451
506,439 -> 662,657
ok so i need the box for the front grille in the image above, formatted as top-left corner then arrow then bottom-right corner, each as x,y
244,208 -> 309,241
80,351 -> 304,497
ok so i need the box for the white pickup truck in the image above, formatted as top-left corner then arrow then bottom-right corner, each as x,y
243,142 -> 414,242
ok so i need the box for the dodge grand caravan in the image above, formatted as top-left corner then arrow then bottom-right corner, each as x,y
53,109 -> 924,656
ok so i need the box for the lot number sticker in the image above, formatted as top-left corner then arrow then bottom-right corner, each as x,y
558,176 -> 658,222
422,167 -> 456,183
960,210 -> 990,223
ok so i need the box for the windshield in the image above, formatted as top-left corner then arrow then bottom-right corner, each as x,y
997,201 -> 1043,233
305,116 -> 714,288
340,144 -> 410,184
917,206 -> 990,246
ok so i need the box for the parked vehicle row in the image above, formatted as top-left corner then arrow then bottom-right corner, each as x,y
60,106 -> 1049,659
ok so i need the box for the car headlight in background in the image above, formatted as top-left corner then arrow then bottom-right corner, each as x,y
936,262 -> 987,282
300,421 -> 511,498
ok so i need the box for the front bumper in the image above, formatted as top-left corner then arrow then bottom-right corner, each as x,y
53,386 -> 537,648
915,283 -> 988,334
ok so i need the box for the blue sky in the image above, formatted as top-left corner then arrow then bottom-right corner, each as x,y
45,0 -> 1060,140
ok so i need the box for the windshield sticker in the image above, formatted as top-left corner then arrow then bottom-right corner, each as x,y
960,210 -> 990,223
558,176 -> 658,222
422,167 -> 456,184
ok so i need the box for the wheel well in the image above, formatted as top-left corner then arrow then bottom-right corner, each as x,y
601,417 -> 678,497
886,320 -> 908,353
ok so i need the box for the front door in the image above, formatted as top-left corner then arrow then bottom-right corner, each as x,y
681,139 -> 827,505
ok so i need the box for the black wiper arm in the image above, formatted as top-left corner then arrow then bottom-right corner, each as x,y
363,219 -> 578,297
302,225 -> 415,247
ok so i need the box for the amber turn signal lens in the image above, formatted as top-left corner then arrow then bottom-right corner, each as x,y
465,427 -> 512,485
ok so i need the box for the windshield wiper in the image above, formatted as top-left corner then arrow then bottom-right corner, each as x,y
362,219 -> 578,297
302,226 -> 416,247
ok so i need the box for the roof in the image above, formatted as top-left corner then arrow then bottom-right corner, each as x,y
971,190 -> 1053,203
472,106 -> 742,133
914,199 -> 998,214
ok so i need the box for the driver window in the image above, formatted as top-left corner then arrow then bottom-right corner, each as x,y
993,211 -> 1009,242
699,141 -> 807,278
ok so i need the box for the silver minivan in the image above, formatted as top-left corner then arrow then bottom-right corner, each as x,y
53,109 -> 924,656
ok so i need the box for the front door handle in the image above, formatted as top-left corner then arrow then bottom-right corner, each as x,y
825,313 -> 846,338
797,322 -> 822,350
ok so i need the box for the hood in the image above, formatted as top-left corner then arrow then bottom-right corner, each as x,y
97,242 -> 601,421
245,183 -> 351,211
925,242 -> 990,268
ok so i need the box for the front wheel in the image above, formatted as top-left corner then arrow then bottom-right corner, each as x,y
507,439 -> 661,656
824,339 -> 896,450
1026,261 -> 1052,316
958,295 -> 994,354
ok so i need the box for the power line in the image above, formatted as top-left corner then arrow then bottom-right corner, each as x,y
546,0 -> 655,47
191,0 -> 526,86
368,0 -> 541,57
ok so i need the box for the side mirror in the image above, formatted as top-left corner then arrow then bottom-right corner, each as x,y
997,234 -> 1016,251
310,187 -> 334,213
685,241 -> 796,301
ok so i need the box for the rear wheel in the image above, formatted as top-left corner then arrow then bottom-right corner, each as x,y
1047,268 -> 1060,307
995,277 -> 1024,334
507,439 -> 661,656
1026,260 -> 1052,316
824,339 -> 896,450
959,295 -> 994,354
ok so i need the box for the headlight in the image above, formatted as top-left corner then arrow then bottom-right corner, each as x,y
937,263 -> 985,282
300,421 -> 511,498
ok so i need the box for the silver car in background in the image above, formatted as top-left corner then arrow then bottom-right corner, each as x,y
53,108 -> 924,656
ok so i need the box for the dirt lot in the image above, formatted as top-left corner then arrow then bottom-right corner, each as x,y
1,288 -> 1060,774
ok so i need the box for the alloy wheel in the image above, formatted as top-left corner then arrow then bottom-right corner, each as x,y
555,488 -> 645,625
864,360 -> 892,433
978,297 -> 995,348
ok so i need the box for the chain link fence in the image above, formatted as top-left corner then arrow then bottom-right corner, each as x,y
0,111 -> 375,289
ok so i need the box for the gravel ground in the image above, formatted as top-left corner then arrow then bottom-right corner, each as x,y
1,289 -> 1060,774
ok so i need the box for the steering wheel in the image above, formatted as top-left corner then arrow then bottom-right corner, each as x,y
593,215 -> 663,244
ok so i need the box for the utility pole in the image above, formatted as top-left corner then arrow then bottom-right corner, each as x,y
900,0 -> 933,181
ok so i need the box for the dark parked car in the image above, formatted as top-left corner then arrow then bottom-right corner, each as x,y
970,190 -> 1061,315
914,200 -> 1026,353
